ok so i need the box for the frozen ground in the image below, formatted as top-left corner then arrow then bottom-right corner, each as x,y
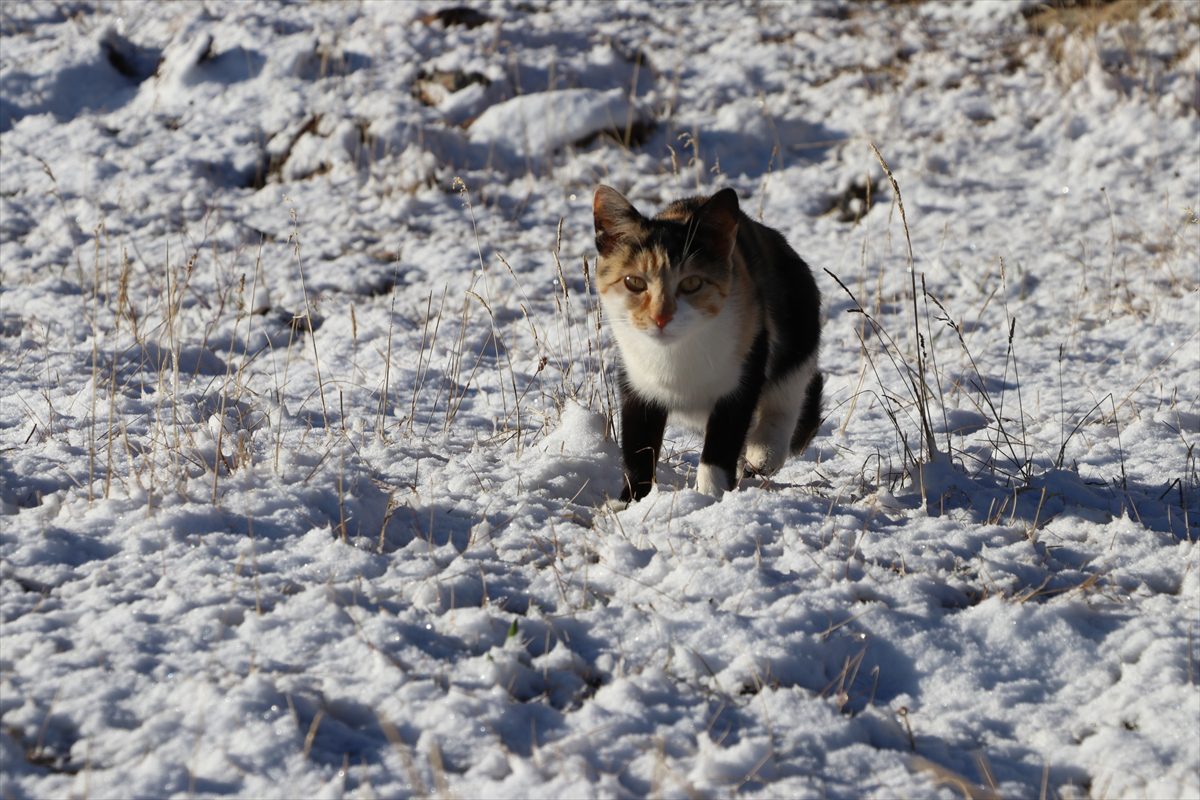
1,1 -> 1198,797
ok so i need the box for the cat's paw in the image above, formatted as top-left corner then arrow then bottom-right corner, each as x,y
743,443 -> 785,476
696,464 -> 732,499
603,497 -> 631,512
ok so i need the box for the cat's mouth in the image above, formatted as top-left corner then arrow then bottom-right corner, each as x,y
643,325 -> 681,342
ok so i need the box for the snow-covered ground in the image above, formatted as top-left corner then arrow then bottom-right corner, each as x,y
2,1 -> 1198,797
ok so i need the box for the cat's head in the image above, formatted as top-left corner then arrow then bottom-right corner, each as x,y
592,185 -> 739,341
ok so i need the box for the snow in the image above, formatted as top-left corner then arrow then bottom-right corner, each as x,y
470,88 -> 647,159
1,1 -> 1198,798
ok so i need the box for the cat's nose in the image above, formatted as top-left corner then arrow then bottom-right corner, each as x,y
653,312 -> 672,329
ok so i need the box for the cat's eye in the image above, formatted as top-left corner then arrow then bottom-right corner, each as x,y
678,276 -> 703,294
624,275 -> 647,293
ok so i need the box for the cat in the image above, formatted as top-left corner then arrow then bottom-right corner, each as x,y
593,185 -> 823,503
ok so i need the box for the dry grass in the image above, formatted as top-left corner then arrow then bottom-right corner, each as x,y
1023,0 -> 1156,38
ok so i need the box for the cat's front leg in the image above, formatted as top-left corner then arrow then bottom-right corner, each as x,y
696,462 -> 734,498
744,359 -> 819,476
618,387 -> 668,503
698,386 -> 762,499
697,331 -> 769,499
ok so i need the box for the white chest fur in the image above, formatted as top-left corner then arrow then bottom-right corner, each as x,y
602,297 -> 747,429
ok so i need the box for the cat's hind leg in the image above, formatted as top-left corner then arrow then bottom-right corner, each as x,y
744,358 -> 819,476
790,369 -> 823,454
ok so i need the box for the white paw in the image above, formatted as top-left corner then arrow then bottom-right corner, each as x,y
604,497 -> 631,512
743,442 -> 785,476
696,463 -> 731,499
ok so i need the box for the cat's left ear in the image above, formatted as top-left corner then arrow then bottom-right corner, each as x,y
594,185 -> 645,257
697,188 -> 739,261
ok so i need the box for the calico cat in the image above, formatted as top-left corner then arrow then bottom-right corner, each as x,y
593,185 -> 822,503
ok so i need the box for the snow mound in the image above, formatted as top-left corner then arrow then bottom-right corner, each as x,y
524,401 -> 618,505
469,88 -> 645,158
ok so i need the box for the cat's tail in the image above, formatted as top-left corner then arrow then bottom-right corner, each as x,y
790,370 -> 824,453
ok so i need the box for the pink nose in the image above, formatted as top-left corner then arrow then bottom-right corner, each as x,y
653,312 -> 672,329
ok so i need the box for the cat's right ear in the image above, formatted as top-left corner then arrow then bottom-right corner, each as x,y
696,188 -> 740,262
594,186 -> 644,257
